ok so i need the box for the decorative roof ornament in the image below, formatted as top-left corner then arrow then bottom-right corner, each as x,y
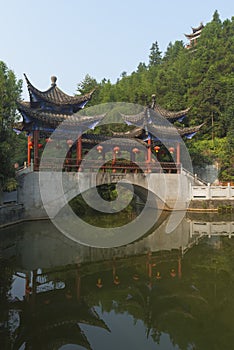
51,76 -> 57,86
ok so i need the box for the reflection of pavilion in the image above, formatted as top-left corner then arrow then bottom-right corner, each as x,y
11,267 -> 110,350
1,215 -> 234,349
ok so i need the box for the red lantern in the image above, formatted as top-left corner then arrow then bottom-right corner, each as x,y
113,146 -> 120,154
97,145 -> 103,153
66,139 -> 73,147
169,147 -> 174,154
38,143 -> 43,149
132,147 -> 140,154
45,138 -> 52,143
28,141 -> 33,149
154,146 -> 160,153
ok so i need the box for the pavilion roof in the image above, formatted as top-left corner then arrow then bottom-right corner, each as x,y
153,104 -> 190,121
184,22 -> 204,40
16,100 -> 203,141
192,22 -> 204,33
176,123 -> 205,137
24,73 -> 95,108
150,94 -> 190,121
17,100 -> 104,130
184,31 -> 202,40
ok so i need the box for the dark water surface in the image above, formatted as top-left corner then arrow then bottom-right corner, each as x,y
0,212 -> 234,350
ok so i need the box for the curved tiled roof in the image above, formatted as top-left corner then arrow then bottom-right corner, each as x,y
24,74 -> 95,106
177,123 -> 205,136
17,100 -> 105,128
154,104 -> 190,120
192,22 -> 204,33
185,22 -> 204,40
184,31 -> 203,39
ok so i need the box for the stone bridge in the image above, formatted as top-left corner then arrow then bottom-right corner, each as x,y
17,170 -> 192,219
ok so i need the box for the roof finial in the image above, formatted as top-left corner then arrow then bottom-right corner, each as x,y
51,76 -> 57,86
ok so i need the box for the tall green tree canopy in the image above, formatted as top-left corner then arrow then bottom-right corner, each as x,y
77,11 -> 233,180
0,61 -> 22,189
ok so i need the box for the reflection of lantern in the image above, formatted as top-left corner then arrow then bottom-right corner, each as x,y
28,141 -> 33,149
133,274 -> 139,281
169,147 -> 174,154
156,271 -> 161,280
66,139 -> 73,147
38,143 -> 43,149
170,269 -> 176,278
97,145 -> 103,153
114,276 -> 120,285
96,278 -> 103,288
132,147 -> 140,154
113,146 -> 120,154
154,145 -> 160,153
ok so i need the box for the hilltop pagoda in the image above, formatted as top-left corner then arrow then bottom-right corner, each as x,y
16,75 -> 203,173
185,22 -> 204,49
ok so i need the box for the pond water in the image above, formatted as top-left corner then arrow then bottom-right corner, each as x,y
0,211 -> 234,350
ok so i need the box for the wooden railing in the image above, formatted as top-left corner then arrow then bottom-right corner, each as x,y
37,158 -> 182,174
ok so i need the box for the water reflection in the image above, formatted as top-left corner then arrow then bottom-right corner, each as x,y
0,212 -> 234,349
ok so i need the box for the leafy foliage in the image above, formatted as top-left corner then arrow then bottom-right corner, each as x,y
0,62 -> 22,190
78,11 -> 233,180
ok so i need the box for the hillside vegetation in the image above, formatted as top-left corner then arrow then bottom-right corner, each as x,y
77,11 -> 234,181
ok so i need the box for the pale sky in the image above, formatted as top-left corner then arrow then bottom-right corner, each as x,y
1,0 -> 233,99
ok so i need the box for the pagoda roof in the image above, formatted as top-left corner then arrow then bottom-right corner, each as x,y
192,22 -> 204,33
184,22 -> 204,40
154,104 -> 190,121
17,100 -> 104,130
150,94 -> 190,121
177,123 -> 205,137
24,73 -> 95,108
184,31 -> 202,40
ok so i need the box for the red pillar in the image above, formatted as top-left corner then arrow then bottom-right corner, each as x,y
176,142 -> 181,172
147,136 -> 151,162
76,136 -> 82,165
33,130 -> 39,171
112,151 -> 116,173
147,136 -> 151,172
27,136 -> 31,167
176,142 -> 180,163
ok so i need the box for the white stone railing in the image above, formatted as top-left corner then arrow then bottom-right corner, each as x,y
190,221 -> 234,238
191,183 -> 234,200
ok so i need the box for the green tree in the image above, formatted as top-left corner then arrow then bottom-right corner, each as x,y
77,74 -> 99,106
0,61 -> 22,190
75,12 -> 234,180
148,41 -> 162,67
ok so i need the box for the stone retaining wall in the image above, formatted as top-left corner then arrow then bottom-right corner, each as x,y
0,204 -> 25,227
